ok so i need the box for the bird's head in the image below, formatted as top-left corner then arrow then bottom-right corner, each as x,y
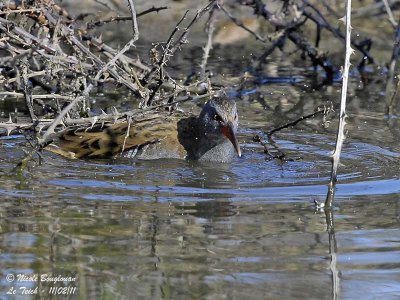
199,95 -> 241,157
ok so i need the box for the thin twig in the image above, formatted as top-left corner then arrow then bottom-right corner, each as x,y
200,2 -> 218,79
255,33 -> 286,69
352,0 -> 400,19
0,17 -> 57,54
66,33 -> 141,96
126,0 -> 139,41
93,0 -> 143,95
62,93 -> 213,126
142,10 -> 189,88
87,6 -> 168,29
219,3 -> 266,43
170,3 -> 214,54
143,3 -> 213,107
0,92 -> 73,101
302,0 -> 374,64
38,94 -> 87,145
382,0 -> 398,27
266,105 -> 334,137
0,8 -> 43,15
20,61 -> 37,121
386,21 -> 400,115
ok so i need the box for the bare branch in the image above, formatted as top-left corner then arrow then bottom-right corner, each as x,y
200,2 -> 218,79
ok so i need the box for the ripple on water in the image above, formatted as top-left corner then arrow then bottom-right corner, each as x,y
0,127 -> 399,202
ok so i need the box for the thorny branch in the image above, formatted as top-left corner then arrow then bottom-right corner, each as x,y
86,6 -> 168,30
325,0 -> 354,209
0,93 -> 213,137
0,0 -> 216,148
143,2 -> 214,107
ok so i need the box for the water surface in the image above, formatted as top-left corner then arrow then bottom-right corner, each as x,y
1,86 -> 400,299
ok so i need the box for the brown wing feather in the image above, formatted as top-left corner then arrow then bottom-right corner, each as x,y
46,113 -> 183,159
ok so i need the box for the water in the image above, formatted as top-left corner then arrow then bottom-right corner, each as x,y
1,87 -> 399,299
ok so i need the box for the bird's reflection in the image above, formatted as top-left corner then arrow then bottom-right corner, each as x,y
174,200 -> 237,219
179,159 -> 239,189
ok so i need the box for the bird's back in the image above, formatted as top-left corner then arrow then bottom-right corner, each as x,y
46,110 -> 191,160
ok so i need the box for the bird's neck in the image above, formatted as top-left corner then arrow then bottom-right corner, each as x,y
194,120 -> 233,161
177,116 -> 235,162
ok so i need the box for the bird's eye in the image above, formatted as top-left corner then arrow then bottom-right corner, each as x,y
214,114 -> 222,122
234,114 -> 238,120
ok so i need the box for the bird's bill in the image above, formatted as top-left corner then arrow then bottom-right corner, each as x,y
221,124 -> 242,157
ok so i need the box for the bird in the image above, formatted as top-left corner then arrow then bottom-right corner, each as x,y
46,95 -> 241,163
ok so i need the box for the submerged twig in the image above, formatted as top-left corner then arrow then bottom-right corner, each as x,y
253,134 -> 301,162
257,105 -> 333,161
